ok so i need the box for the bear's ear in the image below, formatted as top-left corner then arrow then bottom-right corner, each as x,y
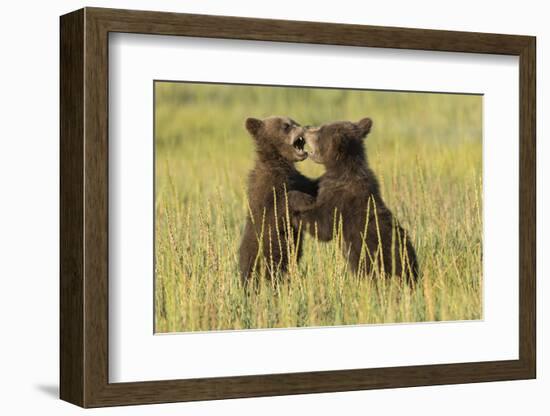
245,118 -> 263,136
356,117 -> 373,139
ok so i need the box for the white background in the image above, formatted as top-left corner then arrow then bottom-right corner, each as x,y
110,34 -> 519,382
0,0 -> 546,414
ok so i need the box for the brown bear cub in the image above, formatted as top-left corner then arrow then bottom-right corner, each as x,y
288,118 -> 418,282
239,116 -> 318,285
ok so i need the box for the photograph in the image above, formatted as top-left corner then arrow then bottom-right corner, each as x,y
154,81 -> 483,333
50,3 -> 538,410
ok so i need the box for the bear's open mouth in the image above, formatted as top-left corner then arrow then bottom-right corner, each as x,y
293,136 -> 305,151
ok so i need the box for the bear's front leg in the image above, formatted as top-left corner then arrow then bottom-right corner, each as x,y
287,190 -> 316,212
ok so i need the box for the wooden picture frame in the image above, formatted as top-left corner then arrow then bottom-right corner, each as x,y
60,7 -> 536,408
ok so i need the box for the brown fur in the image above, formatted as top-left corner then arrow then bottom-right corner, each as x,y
288,118 -> 418,281
239,116 -> 318,285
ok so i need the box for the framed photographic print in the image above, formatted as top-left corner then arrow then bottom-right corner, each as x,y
60,7 -> 536,407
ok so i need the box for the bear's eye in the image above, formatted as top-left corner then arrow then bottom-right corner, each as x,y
282,122 -> 291,132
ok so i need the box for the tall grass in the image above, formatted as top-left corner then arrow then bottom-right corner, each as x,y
154,82 -> 482,332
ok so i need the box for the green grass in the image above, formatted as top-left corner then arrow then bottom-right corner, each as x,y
154,82 -> 482,332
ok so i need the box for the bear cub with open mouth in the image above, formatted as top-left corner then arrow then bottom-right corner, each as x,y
239,116 -> 317,285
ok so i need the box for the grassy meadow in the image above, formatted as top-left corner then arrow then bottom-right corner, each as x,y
154,82 -> 482,333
